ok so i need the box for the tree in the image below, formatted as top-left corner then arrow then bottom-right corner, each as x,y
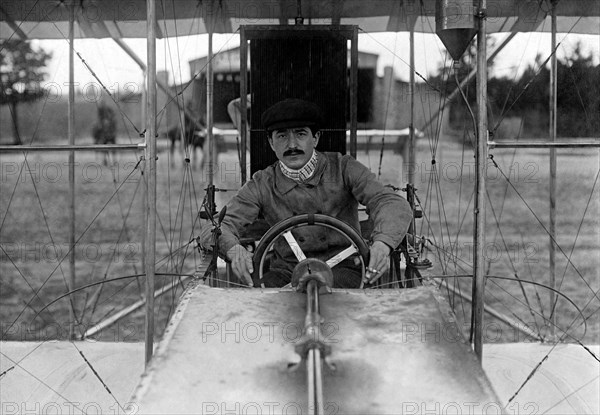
0,39 -> 52,144
432,38 -> 600,138
429,36 -> 498,133
515,42 -> 600,137
556,43 -> 600,137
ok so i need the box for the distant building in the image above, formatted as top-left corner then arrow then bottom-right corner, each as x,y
161,47 -> 445,138
180,46 -> 378,128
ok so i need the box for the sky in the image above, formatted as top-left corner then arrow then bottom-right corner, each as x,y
34,31 -> 599,94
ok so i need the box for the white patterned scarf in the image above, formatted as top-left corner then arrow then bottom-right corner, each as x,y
279,150 -> 319,182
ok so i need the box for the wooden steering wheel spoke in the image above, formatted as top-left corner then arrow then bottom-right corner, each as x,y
282,231 -> 307,262
325,245 -> 358,268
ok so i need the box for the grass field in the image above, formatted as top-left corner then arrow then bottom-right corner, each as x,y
1,135 -> 598,344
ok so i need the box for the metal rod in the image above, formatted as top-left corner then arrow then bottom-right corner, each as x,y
305,279 -> 324,415
488,141 -> 600,149
207,31 -> 215,194
306,279 -> 317,414
407,24 -> 417,272
548,1 -> 558,337
240,27 -> 248,184
0,144 -> 142,152
349,26 -> 358,158
472,0 -> 488,361
144,0 -> 157,366
440,280 -> 543,341
313,347 -> 325,414
205,29 -> 219,281
82,277 -> 189,339
0,4 -> 28,40
306,280 -> 318,316
68,1 -> 76,340
140,72 -> 147,286
408,26 -> 416,186
112,37 -> 146,69
307,348 -> 316,415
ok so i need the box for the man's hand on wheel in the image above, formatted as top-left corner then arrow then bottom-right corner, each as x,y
226,244 -> 254,286
365,240 -> 391,284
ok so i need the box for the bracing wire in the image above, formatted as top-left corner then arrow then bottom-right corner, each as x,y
507,285 -> 600,405
32,270 -> 249,321
491,16 -> 583,136
0,85 -> 63,316
559,42 -> 593,128
357,28 -> 442,95
0,245 -> 57,323
48,20 -> 143,136
0,45 -> 65,233
423,272 -> 588,344
0,0 -> 43,48
3,158 -> 143,337
1,121 -> 86,328
0,352 -> 88,414
494,6 -> 546,122
429,237 -> 594,345
87,174 -> 145,321
541,375 -> 600,415
0,83 -> 66,326
448,121 -> 476,312
454,68 -> 476,148
489,155 -> 600,303
376,32 -> 399,179
484,120 -> 523,276
485,187 -> 541,333
0,342 -> 47,378
550,168 -> 600,320
71,342 -> 126,413
425,240 -> 600,383
155,30 -> 240,123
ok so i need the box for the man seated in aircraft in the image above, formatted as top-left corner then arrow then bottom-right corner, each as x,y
201,98 -> 412,288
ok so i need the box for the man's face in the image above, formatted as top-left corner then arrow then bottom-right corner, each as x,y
268,127 -> 320,169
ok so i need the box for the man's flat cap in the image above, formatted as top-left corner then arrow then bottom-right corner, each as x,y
261,99 -> 323,132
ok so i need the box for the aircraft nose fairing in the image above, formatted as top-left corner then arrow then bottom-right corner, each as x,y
131,282 -> 500,414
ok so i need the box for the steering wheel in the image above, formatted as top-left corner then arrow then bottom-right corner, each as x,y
252,214 -> 370,288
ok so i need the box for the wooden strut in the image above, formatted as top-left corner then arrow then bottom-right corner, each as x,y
488,140 -> 600,149
472,0 -> 488,361
144,0 -> 158,366
0,144 -> 143,152
67,0 -> 76,341
548,0 -> 558,338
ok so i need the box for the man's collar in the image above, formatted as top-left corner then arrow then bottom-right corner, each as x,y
275,151 -> 327,194
279,150 -> 318,182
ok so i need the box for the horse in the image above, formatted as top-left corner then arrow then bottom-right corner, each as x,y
91,105 -> 117,165
165,114 -> 206,170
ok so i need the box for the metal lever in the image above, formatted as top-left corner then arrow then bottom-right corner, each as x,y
202,206 -> 227,284
300,279 -> 326,415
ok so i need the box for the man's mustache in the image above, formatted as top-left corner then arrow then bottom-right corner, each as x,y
283,149 -> 305,156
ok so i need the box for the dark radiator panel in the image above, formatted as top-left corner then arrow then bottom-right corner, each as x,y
249,30 -> 349,174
